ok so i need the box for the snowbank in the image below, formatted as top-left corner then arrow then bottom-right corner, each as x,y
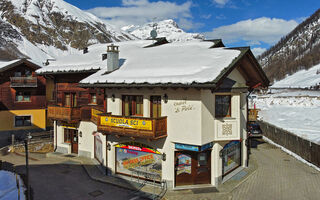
0,170 -> 26,200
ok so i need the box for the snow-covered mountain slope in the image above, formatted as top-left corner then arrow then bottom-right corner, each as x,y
258,8 -> 320,82
122,19 -> 204,42
0,0 -> 135,61
272,63 -> 320,88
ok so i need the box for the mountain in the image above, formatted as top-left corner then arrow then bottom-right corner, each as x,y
0,0 -> 136,61
122,19 -> 205,42
258,9 -> 320,83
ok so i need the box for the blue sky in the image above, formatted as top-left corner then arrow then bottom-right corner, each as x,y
64,0 -> 320,55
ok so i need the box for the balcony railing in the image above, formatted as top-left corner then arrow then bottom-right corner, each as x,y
97,114 -> 167,140
47,105 -> 81,122
10,77 -> 37,87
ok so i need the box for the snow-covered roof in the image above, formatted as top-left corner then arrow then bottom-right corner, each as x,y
37,40 -> 243,84
0,59 -> 43,72
79,40 -> 241,85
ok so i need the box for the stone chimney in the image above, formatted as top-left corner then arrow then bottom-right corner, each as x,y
107,44 -> 119,71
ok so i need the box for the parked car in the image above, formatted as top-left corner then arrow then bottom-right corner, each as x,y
248,123 -> 262,137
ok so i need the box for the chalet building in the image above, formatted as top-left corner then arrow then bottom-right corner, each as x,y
0,59 -> 47,134
38,40 -> 269,188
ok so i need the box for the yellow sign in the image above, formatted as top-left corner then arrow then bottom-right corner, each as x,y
92,108 -> 103,118
100,116 -> 152,130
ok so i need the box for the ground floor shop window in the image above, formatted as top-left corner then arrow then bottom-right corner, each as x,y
15,116 -> 31,127
64,128 -> 72,143
221,141 -> 241,175
115,143 -> 162,181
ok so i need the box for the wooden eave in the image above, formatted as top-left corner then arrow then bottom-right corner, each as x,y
37,68 -> 99,75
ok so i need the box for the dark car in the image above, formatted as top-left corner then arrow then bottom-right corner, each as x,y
248,123 -> 262,137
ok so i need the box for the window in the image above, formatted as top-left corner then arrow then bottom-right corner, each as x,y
64,129 -> 72,143
150,96 -> 161,118
14,71 -> 21,77
122,95 -> 143,116
215,95 -> 231,117
90,93 -> 97,104
15,116 -> 31,127
64,93 -> 77,107
15,92 -> 31,102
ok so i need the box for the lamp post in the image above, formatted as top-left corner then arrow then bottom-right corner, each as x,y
24,134 -> 32,200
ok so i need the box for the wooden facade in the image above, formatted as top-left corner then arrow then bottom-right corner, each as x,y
0,61 -> 46,111
46,72 -> 105,122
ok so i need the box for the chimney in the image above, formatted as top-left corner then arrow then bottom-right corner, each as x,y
107,44 -> 119,71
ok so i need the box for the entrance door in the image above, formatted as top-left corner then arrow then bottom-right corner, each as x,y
175,150 -> 211,186
194,151 -> 211,184
71,130 -> 78,154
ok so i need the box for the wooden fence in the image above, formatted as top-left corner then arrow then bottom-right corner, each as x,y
258,120 -> 320,168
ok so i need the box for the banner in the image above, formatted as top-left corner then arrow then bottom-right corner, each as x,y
116,145 -> 162,181
100,116 -> 152,130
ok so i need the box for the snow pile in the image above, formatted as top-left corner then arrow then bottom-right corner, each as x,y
0,170 -> 25,200
76,40 -> 240,84
272,63 -> 320,88
123,19 -> 204,42
254,91 -> 320,144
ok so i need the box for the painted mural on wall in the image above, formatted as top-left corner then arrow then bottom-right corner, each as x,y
115,143 -> 162,181
222,141 -> 241,175
176,154 -> 192,175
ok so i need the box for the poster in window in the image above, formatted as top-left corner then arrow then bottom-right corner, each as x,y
116,145 -> 162,181
94,135 -> 103,165
222,141 -> 241,175
177,154 -> 192,175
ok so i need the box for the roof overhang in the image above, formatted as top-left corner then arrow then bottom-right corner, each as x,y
0,58 -> 42,73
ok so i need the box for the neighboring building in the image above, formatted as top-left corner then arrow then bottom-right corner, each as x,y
0,59 -> 47,134
38,40 -> 269,188
37,52 -> 106,155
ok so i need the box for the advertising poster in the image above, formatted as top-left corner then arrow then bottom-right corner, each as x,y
222,141 -> 241,175
116,144 -> 162,181
94,135 -> 103,165
177,154 -> 192,175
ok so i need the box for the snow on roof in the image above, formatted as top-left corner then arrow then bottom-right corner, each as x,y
272,63 -> 320,88
0,59 -> 20,70
80,40 -> 241,85
0,59 -> 43,72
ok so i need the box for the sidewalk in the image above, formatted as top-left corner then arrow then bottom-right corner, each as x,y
46,151 -> 258,200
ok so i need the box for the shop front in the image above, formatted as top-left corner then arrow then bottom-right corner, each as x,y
174,142 -> 213,186
61,122 -> 79,154
115,142 -> 163,182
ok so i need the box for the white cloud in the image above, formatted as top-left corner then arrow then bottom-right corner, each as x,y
87,0 -> 195,30
213,0 -> 229,6
204,17 -> 298,45
252,47 -> 267,57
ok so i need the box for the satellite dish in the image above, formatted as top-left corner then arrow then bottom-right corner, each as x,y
150,29 -> 157,39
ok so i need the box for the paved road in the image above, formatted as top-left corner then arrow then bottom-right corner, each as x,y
231,139 -> 320,200
1,154 -> 149,200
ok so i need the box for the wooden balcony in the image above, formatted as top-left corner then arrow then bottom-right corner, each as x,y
47,105 -> 81,122
90,107 -> 105,125
10,77 -> 37,87
97,114 -> 167,140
